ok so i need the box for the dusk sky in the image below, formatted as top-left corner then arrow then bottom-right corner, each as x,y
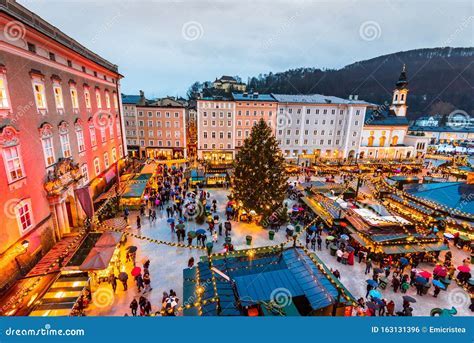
20,0 -> 473,98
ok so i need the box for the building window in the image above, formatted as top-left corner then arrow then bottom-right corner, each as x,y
0,74 -> 9,109
95,89 -> 102,108
60,133 -> 72,158
42,136 -> 55,166
84,88 -> 91,109
32,80 -> 47,110
89,126 -> 97,146
16,199 -> 33,233
105,91 -> 111,109
100,127 -> 106,143
3,145 -> 25,183
94,157 -> 101,175
53,84 -> 64,110
104,152 -> 109,168
76,129 -> 85,152
70,86 -> 79,109
81,164 -> 89,184
112,148 -> 117,162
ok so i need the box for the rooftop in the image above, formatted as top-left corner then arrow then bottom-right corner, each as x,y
364,108 -> 409,126
405,182 -> 474,214
121,94 -> 141,105
409,125 -> 474,133
232,92 -> 276,102
184,247 -> 354,316
271,93 -> 371,105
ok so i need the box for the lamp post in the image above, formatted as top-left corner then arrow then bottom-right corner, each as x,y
14,240 -> 29,276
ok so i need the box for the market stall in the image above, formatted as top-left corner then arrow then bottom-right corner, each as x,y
28,272 -> 90,317
120,173 -> 153,209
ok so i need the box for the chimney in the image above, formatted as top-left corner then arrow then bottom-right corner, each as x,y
243,92 -> 248,97
253,91 -> 259,98
139,90 -> 144,98
349,95 -> 353,100
354,95 -> 359,100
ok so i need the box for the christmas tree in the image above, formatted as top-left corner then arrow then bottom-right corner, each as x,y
233,119 -> 288,217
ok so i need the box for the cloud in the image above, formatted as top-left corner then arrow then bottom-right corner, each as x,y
19,0 -> 474,97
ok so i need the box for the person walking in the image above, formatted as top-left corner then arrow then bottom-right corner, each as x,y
143,273 -> 152,292
130,299 -> 138,316
317,235 -> 322,251
136,215 -> 141,230
109,274 -> 117,293
135,274 -> 144,292
310,236 -> 316,251
392,275 -> 400,293
386,300 -> 395,316
120,273 -> 128,291
365,258 -> 372,275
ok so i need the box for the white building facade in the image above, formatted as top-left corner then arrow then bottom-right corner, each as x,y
272,94 -> 369,160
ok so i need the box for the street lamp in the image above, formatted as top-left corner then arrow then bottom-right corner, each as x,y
14,240 -> 29,276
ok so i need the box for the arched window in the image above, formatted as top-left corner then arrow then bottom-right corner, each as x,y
368,136 -> 374,147
379,135 -> 386,146
392,135 -> 399,146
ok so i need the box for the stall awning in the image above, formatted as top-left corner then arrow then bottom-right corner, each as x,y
79,246 -> 116,270
349,232 -> 368,247
380,242 -> 449,255
301,197 -> 333,225
29,272 -> 89,317
95,231 -> 123,248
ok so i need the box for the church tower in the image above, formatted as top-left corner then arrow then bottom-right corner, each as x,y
390,64 -> 409,117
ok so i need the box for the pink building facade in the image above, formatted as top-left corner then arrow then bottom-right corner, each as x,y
0,1 -> 124,288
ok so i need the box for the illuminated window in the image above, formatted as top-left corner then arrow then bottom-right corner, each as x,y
119,145 -> 123,158
84,88 -> 91,109
81,164 -> 89,184
16,199 -> 33,233
368,136 -> 374,147
53,84 -> 64,110
76,129 -> 85,152
95,89 -> 102,108
392,135 -> 399,146
89,126 -> 97,146
42,136 -> 55,166
60,133 -> 71,158
3,145 -> 25,183
104,152 -> 109,168
70,86 -> 79,109
0,75 -> 9,108
94,157 -> 100,175
105,91 -> 111,109
32,80 -> 47,109
111,148 -> 117,162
